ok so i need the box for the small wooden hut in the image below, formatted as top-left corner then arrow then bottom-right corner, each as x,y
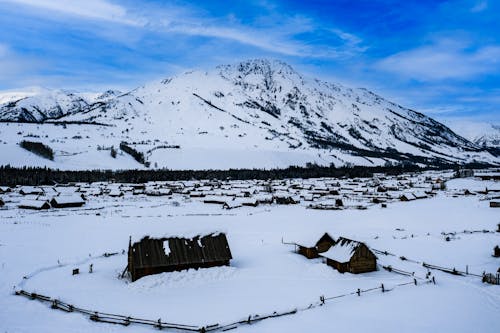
490,201 -> 500,208
297,233 -> 336,259
128,233 -> 232,281
494,246 -> 500,258
0,186 -> 11,194
18,199 -> 51,210
50,195 -> 85,208
320,237 -> 377,274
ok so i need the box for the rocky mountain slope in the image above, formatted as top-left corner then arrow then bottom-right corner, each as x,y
0,59 -> 498,170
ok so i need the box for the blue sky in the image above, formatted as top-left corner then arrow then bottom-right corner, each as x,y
0,0 -> 498,123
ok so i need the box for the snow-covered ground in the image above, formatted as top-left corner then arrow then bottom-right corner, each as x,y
0,173 -> 499,332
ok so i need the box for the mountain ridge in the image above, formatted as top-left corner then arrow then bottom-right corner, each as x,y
0,59 -> 498,170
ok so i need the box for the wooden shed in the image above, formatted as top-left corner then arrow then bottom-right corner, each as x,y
19,186 -> 44,196
0,186 -> 11,194
494,246 -> 500,258
128,233 -> 232,282
50,195 -> 85,208
297,233 -> 336,259
490,201 -> 500,208
320,237 -> 377,274
18,199 -> 51,210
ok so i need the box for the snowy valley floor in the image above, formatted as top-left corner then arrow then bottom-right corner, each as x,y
0,177 -> 499,332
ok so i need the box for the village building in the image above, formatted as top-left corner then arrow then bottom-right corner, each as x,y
128,232 -> 232,281
455,169 -> 474,178
108,189 -> 124,197
18,199 -> 51,210
490,201 -> 500,208
297,233 -> 336,259
0,186 -> 11,194
50,195 -> 85,208
320,237 -> 377,274
19,186 -> 44,196
273,194 -> 299,205
494,246 -> 500,258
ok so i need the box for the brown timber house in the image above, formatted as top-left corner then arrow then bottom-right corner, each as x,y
321,237 -> 377,274
297,233 -> 336,259
128,233 -> 232,281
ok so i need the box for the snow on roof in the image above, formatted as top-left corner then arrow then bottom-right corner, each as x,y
320,238 -> 361,263
51,195 -> 85,205
19,199 -> 50,209
131,229 -> 228,244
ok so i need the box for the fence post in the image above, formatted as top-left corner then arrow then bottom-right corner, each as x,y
414,278 -> 417,286
157,318 -> 163,330
381,283 -> 385,292
357,288 -> 360,296
320,295 -> 325,305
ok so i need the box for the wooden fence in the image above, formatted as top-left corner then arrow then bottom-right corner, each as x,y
14,276 -> 434,332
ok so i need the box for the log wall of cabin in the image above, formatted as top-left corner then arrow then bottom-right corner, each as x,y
348,245 -> 377,273
298,246 -> 319,259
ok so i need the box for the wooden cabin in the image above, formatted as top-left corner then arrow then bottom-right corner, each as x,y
455,169 -> 474,178
128,233 -> 232,282
18,199 -> 51,210
320,237 -> 377,274
494,246 -> 500,258
50,195 -> 85,208
490,201 -> 500,208
297,233 -> 336,259
274,195 -> 299,205
19,186 -> 44,196
0,186 -> 11,194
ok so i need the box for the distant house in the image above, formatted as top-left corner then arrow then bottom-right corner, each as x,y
494,246 -> 500,258
145,188 -> 172,196
0,186 -> 11,194
455,169 -> 474,178
222,200 -> 242,210
490,201 -> 500,208
19,186 -> 44,196
128,233 -> 233,282
50,195 -> 85,208
18,199 -> 51,210
297,233 -> 336,259
273,194 -> 299,205
108,189 -> 124,197
399,192 -> 428,201
320,237 -> 377,274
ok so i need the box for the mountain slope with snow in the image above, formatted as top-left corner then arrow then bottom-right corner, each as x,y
0,59 -> 498,169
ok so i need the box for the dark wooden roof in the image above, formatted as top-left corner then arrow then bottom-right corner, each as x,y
130,233 -> 232,269
315,233 -> 335,246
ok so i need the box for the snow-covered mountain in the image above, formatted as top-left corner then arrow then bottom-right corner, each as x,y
470,124 -> 500,148
0,59 -> 498,170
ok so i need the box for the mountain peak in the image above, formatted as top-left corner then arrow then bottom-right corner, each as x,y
218,59 -> 300,79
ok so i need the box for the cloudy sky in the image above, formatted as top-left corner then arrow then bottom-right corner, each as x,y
0,0 -> 498,123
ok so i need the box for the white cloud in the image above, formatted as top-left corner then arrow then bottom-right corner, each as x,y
375,39 -> 500,81
2,0 -> 142,25
2,0 -> 363,59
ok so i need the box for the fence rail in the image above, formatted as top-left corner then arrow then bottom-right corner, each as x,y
14,277 -> 434,332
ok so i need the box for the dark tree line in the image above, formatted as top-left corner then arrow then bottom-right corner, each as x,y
120,142 -> 148,166
19,141 -> 54,160
0,162 -> 491,186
